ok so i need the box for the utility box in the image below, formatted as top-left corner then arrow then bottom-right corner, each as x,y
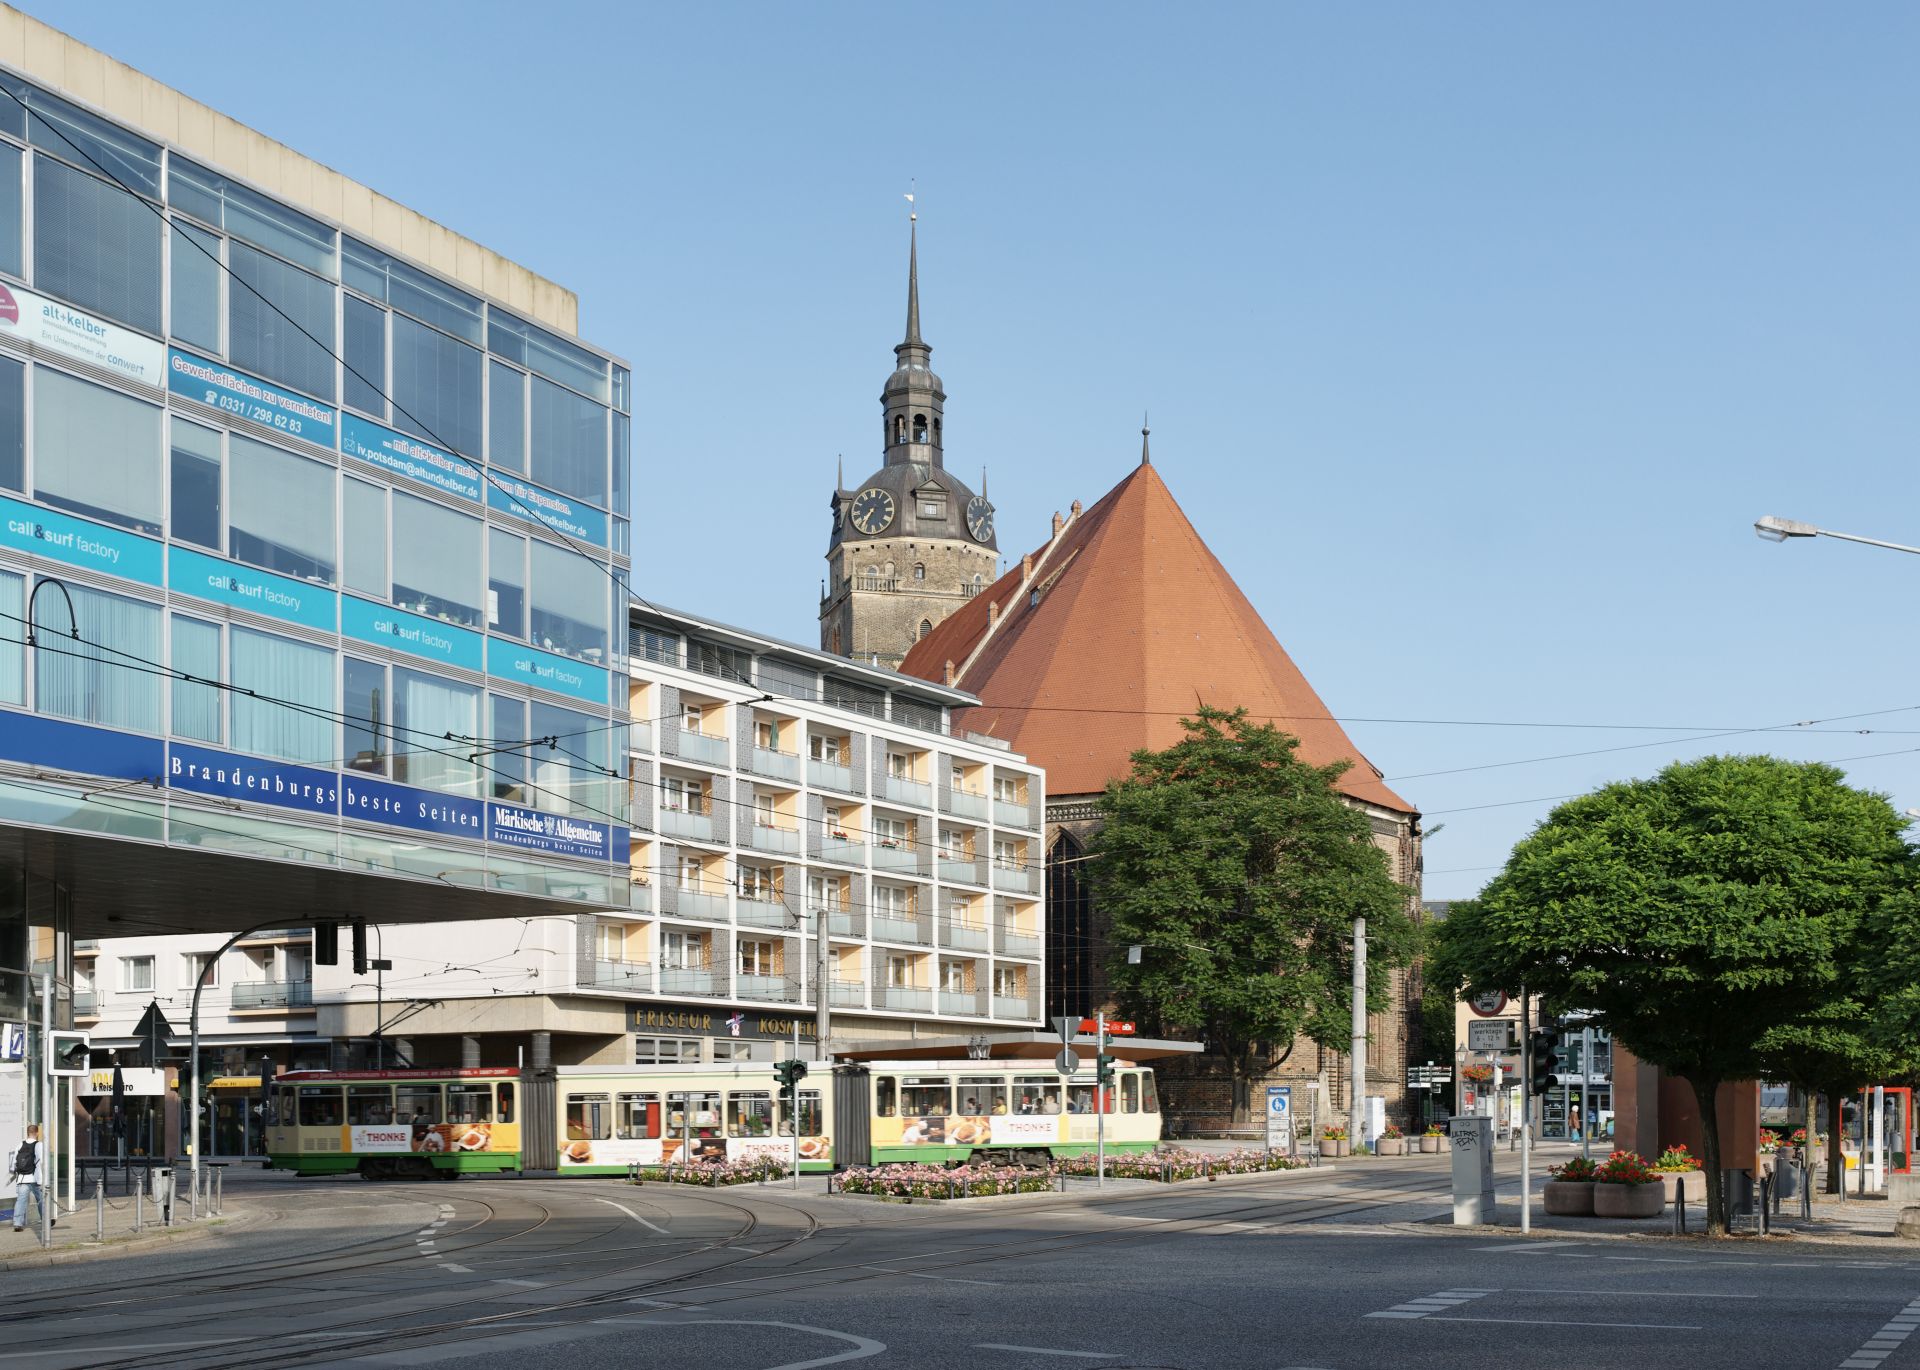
1448,1115 -> 1495,1225
150,1166 -> 174,1211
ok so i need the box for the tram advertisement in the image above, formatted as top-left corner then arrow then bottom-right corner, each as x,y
558,1135 -> 832,1168
348,1122 -> 512,1154
872,1114 -> 1063,1147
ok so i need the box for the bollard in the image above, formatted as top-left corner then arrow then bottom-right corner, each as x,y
214,1167 -> 223,1216
1672,1178 -> 1686,1234
133,1181 -> 143,1234
95,1179 -> 104,1243
1801,1157 -> 1814,1220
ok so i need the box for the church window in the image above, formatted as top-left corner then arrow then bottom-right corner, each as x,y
920,619 -> 933,639
913,563 -> 925,581
971,574 -> 983,594
884,561 -> 896,580
933,418 -> 942,444
862,566 -> 879,589
893,415 -> 906,444
912,413 -> 928,443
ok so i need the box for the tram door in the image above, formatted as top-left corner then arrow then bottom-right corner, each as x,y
522,1074 -> 555,1172
833,1065 -> 871,1169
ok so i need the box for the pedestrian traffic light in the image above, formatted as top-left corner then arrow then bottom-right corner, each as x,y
1095,1052 -> 1116,1087
351,919 -> 369,977
314,921 -> 338,966
1528,1027 -> 1558,1096
48,1029 -> 90,1076
774,1059 -> 808,1090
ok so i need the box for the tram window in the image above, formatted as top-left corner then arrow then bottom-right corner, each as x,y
784,1089 -> 823,1137
498,1082 -> 515,1123
448,1084 -> 494,1125
298,1087 -> 343,1126
901,1076 -> 952,1117
667,1090 -> 721,1135
616,1092 -> 661,1140
347,1085 -> 394,1124
875,1077 -> 898,1117
729,1090 -> 774,1137
959,1076 -> 1007,1116
1140,1072 -> 1160,1114
1121,1073 -> 1139,1113
275,1086 -> 294,1125
397,1085 -> 443,1128
1013,1076 -> 1062,1115
566,1093 -> 611,1141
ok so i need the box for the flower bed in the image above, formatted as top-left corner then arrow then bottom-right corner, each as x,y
1060,1146 -> 1306,1182
631,1159 -> 791,1187
836,1164 -> 1056,1199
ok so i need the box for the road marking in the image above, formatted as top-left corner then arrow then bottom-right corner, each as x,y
1367,1289 -> 1497,1320
1427,1316 -> 1700,1330
438,1263 -> 472,1273
974,1345 -> 1118,1360
1104,1213 -> 1171,1222
594,1196 -> 669,1234
1506,1287 -> 1758,1300
495,1278 -> 546,1287
1839,1296 -> 1920,1368
599,1317 -> 885,1369
1478,1240 -> 1587,1252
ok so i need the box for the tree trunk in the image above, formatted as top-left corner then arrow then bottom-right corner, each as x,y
1827,1092 -> 1846,1195
1687,1074 -> 1727,1235
1804,1089 -> 1819,1184
1229,1062 -> 1252,1129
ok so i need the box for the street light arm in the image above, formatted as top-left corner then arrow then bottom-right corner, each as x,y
1755,514 -> 1920,557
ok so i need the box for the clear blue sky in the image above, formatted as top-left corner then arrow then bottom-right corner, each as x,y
34,2 -> 1920,897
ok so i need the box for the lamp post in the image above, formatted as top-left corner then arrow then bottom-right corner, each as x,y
1754,515 -> 1920,557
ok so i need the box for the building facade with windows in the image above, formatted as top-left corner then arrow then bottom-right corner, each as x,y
0,8 -> 631,1152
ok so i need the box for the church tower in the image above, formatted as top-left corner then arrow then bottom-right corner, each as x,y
819,218 -> 999,669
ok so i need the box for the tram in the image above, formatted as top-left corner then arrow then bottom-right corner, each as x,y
265,1058 -> 1163,1179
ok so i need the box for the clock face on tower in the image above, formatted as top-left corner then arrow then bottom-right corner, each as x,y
966,495 -> 995,543
851,487 -> 896,535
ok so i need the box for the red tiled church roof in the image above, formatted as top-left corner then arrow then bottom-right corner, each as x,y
900,461 -> 1414,813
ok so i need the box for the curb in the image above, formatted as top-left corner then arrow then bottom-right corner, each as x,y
0,1201 -> 270,1271
824,1163 -> 1340,1209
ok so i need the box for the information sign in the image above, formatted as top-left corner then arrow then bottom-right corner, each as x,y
1467,1019 -> 1515,1053
1265,1085 -> 1292,1147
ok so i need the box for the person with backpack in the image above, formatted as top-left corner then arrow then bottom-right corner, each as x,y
11,1123 -> 48,1238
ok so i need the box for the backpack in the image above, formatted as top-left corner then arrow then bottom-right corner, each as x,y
11,1140 -> 33,1177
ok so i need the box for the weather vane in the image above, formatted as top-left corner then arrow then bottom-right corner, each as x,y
905,178 -> 916,223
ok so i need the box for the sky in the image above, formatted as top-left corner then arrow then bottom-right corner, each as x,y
31,2 -> 1920,898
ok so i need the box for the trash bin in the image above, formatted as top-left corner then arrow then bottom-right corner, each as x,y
1722,1168 -> 1754,1216
1775,1157 -> 1799,1201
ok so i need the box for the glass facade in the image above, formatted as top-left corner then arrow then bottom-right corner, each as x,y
0,66 -> 632,909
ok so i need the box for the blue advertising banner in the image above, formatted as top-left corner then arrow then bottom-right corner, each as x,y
486,800 -> 615,862
486,476 -> 608,547
167,349 -> 337,446
340,414 -> 482,503
341,596 -> 485,672
166,742 -> 339,816
0,709 -> 166,780
340,772 -> 485,842
486,638 -> 608,705
168,547 -> 338,631
0,495 -> 164,586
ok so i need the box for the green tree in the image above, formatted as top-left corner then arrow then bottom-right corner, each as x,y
1094,706 -> 1416,1126
1433,754 -> 1914,1234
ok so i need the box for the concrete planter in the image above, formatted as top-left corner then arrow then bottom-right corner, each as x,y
1376,1137 -> 1407,1156
1543,1180 -> 1596,1216
1322,1138 -> 1349,1157
1418,1135 -> 1443,1153
1595,1181 -> 1664,1218
1658,1168 -> 1707,1203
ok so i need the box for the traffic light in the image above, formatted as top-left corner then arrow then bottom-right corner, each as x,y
1095,1052 -> 1116,1087
351,919 -> 369,977
48,1029 -> 90,1076
1528,1027 -> 1559,1096
314,921 -> 339,966
773,1059 -> 808,1099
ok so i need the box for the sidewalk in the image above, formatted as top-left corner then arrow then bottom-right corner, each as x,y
0,1174 -> 259,1268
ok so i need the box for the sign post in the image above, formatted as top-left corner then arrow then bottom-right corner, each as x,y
1265,1086 -> 1293,1160
1095,1012 -> 1107,1189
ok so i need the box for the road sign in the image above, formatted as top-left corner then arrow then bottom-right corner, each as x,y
1055,1049 -> 1081,1075
1265,1086 -> 1292,1147
1467,1019 -> 1515,1053
132,1001 -> 176,1064
1468,991 -> 1510,1018
1079,1018 -> 1136,1036
1052,1016 -> 1078,1043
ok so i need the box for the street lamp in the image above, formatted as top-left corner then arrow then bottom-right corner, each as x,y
1754,515 -> 1920,557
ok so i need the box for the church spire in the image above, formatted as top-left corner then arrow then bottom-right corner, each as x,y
1141,413 -> 1151,466
904,214 -> 922,347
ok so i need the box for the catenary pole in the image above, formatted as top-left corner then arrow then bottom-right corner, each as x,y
1349,913 -> 1367,1147
1520,986 -> 1531,1234
815,907 -> 831,1063
190,919 -> 287,1203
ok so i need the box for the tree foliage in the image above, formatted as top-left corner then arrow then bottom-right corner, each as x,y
1094,706 -> 1416,1121
1432,753 -> 1916,1233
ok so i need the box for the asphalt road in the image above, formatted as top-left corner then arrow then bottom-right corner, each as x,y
2,1152 -> 1915,1369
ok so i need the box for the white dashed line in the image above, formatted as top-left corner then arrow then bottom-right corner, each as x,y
1839,1296 -> 1920,1368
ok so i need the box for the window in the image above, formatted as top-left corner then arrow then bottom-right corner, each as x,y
994,775 -> 1021,804
34,158 -> 161,334
1014,1075 -> 1061,1115
594,920 -> 626,961
488,694 -> 525,801
810,735 -> 842,764
172,160 -> 335,275
633,1037 -> 699,1065
230,241 -> 336,400
492,312 -> 609,399
739,866 -> 774,901
392,666 -> 479,795
727,1090 -> 774,1137
994,838 -> 1021,870
715,1040 -> 759,1063
529,699 -> 608,817
993,966 -> 1024,998
754,792 -> 776,826
665,776 -> 703,813
822,805 -> 842,835
228,434 -> 335,583
347,1086 -> 393,1125
688,637 -> 753,684
0,571 -> 22,707
565,1094 -> 610,1142
391,492 -> 482,626
754,719 -> 782,751
901,1076 -> 950,1116
874,816 -> 909,846
808,874 -> 842,911
33,367 -> 162,535
919,620 -> 932,639
913,563 -> 926,580
661,931 -> 703,970
343,657 -> 386,775
343,295 -> 387,417
396,1086 -> 443,1126
887,954 -> 911,988
0,356 -> 19,494
341,478 -> 387,599
1121,1073 -> 1139,1114
169,220 -> 221,353
298,1087 -> 343,1127
36,583 -> 160,734
448,1084 -> 493,1125
121,956 -> 154,992
918,494 -> 944,518
888,751 -> 910,780
182,951 -> 218,988
912,414 -> 929,444
530,539 -> 609,661
489,360 -> 525,472
1141,1073 -> 1160,1114
875,885 -> 912,918
344,237 -> 481,342
530,375 -> 607,504
738,940 -> 775,978
169,615 -> 221,743
488,529 -> 525,638
941,960 -> 965,992
666,1088 -> 721,1134
616,1091 -> 662,1138
229,628 -> 333,764
169,419 -> 221,551
959,1076 -> 1007,1117
393,314 -> 482,457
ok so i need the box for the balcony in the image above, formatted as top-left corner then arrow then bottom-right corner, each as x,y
231,980 -> 314,1010
938,857 -> 983,885
672,729 -> 729,767
874,985 -> 932,1012
73,990 -> 97,1016
943,788 -> 990,821
871,915 -> 926,945
939,989 -> 984,1017
942,920 -> 991,953
658,805 -> 715,842
882,775 -> 932,809
823,909 -> 864,938
630,720 -> 653,754
829,979 -> 866,1008
74,939 -> 100,954
996,927 -> 1041,959
872,842 -> 920,874
750,747 -> 801,784
992,863 -> 1039,895
665,886 -> 730,923
808,758 -> 855,793
736,896 -> 790,929
579,959 -> 654,993
815,833 -> 865,866
737,974 -> 801,1003
659,967 -> 720,996
992,994 -> 1037,1021
994,797 -> 1036,829
749,822 -> 801,856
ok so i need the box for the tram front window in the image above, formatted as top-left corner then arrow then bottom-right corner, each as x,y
348,1086 -> 394,1124
1140,1072 -> 1160,1113
298,1087 -> 342,1126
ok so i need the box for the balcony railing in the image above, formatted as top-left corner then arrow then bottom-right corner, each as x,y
992,863 -> 1039,895
871,915 -> 926,945
882,775 -> 932,809
938,857 -> 983,885
749,822 -> 801,856
73,990 -> 97,1015
994,797 -> 1036,829
629,719 -> 654,754
659,967 -> 720,996
736,896 -> 790,928
808,758 -> 855,793
579,958 -> 654,993
996,928 -> 1041,959
942,920 -> 991,953
737,973 -> 801,1003
874,984 -> 932,1012
74,939 -> 100,953
939,989 -> 984,1017
672,729 -> 729,766
943,788 -> 990,821
665,886 -> 731,923
992,994 -> 1038,1021
824,909 -> 863,938
829,978 -> 866,1008
749,747 -> 801,783
873,842 -> 920,874
232,980 -> 314,1010
816,833 -> 865,865
658,806 -> 715,842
